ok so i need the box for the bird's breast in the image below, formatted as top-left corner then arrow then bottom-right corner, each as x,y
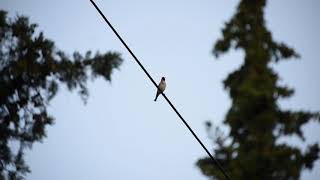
159,82 -> 166,91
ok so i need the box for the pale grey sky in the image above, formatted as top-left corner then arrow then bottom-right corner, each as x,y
2,0 -> 320,179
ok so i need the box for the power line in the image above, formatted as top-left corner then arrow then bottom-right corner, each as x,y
89,1 -> 231,180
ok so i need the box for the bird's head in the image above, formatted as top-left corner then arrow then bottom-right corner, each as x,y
161,77 -> 166,81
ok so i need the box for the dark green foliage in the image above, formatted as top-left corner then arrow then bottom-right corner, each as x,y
0,11 -> 122,179
197,1 -> 319,180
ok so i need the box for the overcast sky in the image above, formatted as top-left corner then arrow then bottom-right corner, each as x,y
2,0 -> 320,179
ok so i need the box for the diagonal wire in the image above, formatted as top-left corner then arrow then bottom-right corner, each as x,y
89,1 -> 231,179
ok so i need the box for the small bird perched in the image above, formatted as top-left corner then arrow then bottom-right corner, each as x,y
154,77 -> 166,101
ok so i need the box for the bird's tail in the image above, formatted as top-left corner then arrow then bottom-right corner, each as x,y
154,92 -> 159,101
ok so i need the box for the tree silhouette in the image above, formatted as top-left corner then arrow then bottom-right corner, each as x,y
0,10 -> 122,179
197,1 -> 319,180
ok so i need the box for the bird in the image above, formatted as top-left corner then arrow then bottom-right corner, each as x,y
154,77 -> 166,101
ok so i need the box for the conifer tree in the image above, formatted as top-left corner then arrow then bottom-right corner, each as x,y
197,1 -> 319,179
0,11 -> 122,179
